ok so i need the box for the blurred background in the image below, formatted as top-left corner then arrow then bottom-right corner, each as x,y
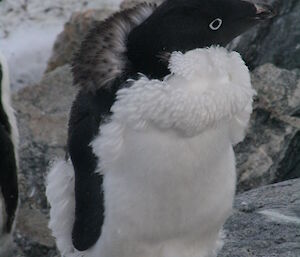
0,0 -> 299,256
0,0 -> 123,91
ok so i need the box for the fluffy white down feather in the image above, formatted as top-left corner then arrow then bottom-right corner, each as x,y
94,47 -> 255,172
45,160 -> 82,257
46,47 -> 255,257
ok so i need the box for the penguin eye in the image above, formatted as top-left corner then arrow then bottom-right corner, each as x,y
209,18 -> 223,31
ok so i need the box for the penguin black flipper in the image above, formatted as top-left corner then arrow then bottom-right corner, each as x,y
68,89 -> 116,251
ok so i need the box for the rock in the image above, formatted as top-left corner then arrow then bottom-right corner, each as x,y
120,0 -> 163,10
12,65 -> 76,255
220,179 -> 300,257
235,64 -> 300,192
46,9 -> 114,72
16,204 -> 54,248
14,204 -> 56,257
229,0 -> 300,70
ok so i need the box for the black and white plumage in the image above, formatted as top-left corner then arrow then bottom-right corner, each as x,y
0,51 -> 19,256
46,1 -> 275,257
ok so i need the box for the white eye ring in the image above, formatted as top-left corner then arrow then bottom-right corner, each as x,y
209,18 -> 223,30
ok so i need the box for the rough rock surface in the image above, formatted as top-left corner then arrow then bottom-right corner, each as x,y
221,179 -> 300,257
235,64 -> 300,192
229,0 -> 300,70
120,0 -> 163,10
12,65 -> 75,256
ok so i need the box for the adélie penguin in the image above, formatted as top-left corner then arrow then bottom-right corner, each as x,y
46,1 -> 275,256
0,51 -> 19,256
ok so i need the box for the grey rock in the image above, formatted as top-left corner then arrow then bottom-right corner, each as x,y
16,204 -> 54,248
13,204 -> 57,257
120,0 -> 163,10
229,0 -> 300,70
235,64 -> 300,192
220,179 -> 300,257
46,9 -> 114,72
12,65 -> 76,255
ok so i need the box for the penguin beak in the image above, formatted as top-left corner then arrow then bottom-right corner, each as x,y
253,4 -> 276,20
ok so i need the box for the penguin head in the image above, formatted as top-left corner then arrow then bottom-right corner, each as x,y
127,0 -> 275,78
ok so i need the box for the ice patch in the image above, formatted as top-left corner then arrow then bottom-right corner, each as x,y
258,209 -> 300,225
0,23 -> 63,91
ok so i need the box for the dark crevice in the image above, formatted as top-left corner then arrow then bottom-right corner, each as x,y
275,131 -> 300,182
291,107 -> 300,118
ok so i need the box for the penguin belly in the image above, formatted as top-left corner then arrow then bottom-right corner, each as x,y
91,124 -> 236,257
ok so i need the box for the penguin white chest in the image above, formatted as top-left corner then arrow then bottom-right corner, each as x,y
91,122 -> 236,257
90,47 -> 254,257
104,125 -> 235,237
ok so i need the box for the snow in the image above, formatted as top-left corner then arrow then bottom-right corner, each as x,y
0,23 -> 63,91
0,0 -> 122,91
